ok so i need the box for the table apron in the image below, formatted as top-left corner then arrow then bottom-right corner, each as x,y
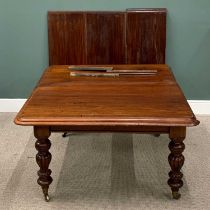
50,125 -> 170,133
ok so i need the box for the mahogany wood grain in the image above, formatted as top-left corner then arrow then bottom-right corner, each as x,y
15,65 -> 198,127
126,9 -> 166,64
48,12 -> 86,65
86,12 -> 126,64
48,9 -> 166,65
50,125 -> 169,133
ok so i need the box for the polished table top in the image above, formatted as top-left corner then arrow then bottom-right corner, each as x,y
15,64 -> 199,127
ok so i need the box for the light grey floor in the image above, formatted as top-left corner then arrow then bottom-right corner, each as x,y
0,113 -> 210,210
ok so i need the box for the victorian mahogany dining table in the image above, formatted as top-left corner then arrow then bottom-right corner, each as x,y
14,64 -> 199,201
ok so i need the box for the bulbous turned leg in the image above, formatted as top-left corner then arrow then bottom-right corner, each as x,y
34,126 -> 53,202
168,127 -> 186,199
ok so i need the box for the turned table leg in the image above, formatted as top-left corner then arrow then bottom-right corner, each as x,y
34,126 -> 53,202
168,126 -> 186,199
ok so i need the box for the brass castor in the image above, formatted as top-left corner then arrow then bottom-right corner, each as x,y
44,194 -> 50,202
172,191 -> 181,200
